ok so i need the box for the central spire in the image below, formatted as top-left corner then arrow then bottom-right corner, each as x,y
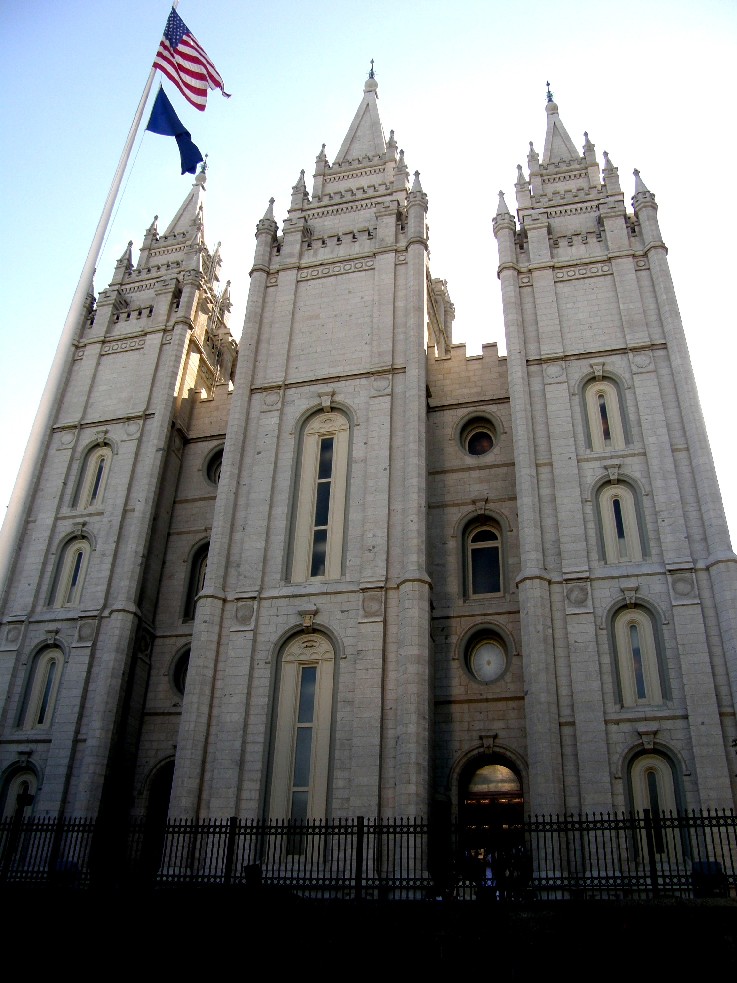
333,71 -> 386,164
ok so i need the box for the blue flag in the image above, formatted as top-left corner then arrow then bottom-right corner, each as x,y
146,86 -> 204,175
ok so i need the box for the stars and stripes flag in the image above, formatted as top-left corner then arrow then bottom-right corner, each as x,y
153,7 -> 230,111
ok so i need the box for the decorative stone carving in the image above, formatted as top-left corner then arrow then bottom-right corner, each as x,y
566,583 -> 589,606
670,572 -> 694,597
544,362 -> 564,380
235,600 -> 254,624
362,592 -> 383,617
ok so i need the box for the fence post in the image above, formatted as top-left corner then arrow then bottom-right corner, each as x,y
354,816 -> 364,901
643,809 -> 660,897
224,816 -> 238,886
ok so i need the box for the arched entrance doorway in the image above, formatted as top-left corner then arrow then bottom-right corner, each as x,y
458,756 -> 528,898
139,759 -> 175,879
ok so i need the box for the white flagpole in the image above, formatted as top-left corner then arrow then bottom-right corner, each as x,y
0,4 -> 179,601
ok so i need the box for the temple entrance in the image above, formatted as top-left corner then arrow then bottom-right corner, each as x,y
458,757 -> 529,899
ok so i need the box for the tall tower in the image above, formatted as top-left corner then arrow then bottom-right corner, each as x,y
169,71 -> 435,820
493,91 -> 737,816
0,168 -> 235,820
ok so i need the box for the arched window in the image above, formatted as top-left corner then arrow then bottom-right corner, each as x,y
465,520 -> 503,596
291,412 -> 350,582
629,751 -> 683,861
74,444 -> 112,509
612,606 -> 666,707
18,646 -> 64,730
598,482 -> 645,563
584,378 -> 626,451
50,537 -> 91,607
1,771 -> 37,820
183,543 -> 209,622
269,633 -> 335,830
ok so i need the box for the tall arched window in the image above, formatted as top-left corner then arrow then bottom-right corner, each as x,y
74,444 -> 112,509
584,378 -> 626,451
465,520 -> 503,596
269,633 -> 335,828
183,542 -> 209,622
291,411 -> 350,582
18,646 -> 64,730
50,537 -> 91,608
598,482 -> 644,563
612,606 -> 666,707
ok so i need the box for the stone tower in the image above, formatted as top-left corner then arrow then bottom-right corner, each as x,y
491,90 -> 737,817
0,168 -> 236,820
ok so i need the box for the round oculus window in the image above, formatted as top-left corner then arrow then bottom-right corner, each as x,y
205,447 -> 224,486
461,418 -> 496,456
469,638 -> 506,683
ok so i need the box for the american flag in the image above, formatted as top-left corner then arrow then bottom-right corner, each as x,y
153,8 -> 230,112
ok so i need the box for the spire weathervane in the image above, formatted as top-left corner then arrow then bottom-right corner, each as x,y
546,81 -> 553,103
369,59 -> 375,79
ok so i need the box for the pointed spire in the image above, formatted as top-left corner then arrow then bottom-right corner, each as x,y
118,240 -> 133,266
146,215 -> 159,235
516,164 -> 526,186
583,131 -> 594,154
633,169 -> 650,194
411,170 -> 423,193
316,143 -> 327,163
496,191 -> 511,216
163,165 -> 207,237
528,141 -> 539,168
542,92 -> 579,164
256,197 -> 278,240
602,150 -> 614,171
334,73 -> 386,163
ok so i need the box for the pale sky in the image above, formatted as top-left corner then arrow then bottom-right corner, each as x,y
1,0 -> 735,545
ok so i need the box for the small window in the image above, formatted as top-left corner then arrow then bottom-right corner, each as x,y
205,447 -> 224,486
50,538 -> 91,608
598,482 -> 644,563
19,647 -> 63,730
464,631 -> 509,684
183,543 -> 209,621
460,417 -> 496,457
74,444 -> 112,509
584,379 -> 626,451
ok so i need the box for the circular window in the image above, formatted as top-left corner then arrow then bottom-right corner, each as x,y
205,447 -> 224,486
460,417 -> 495,457
171,649 -> 190,697
467,637 -> 507,683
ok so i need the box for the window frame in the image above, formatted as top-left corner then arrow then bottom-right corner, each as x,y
598,482 -> 644,563
49,537 -> 91,608
73,443 -> 113,510
268,633 -> 335,824
611,605 -> 668,707
583,377 -> 627,452
18,646 -> 64,730
290,411 -> 350,583
464,519 -> 504,597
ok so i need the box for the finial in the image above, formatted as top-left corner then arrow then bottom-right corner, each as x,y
546,80 -> 553,103
201,154 -> 208,173
369,58 -> 375,79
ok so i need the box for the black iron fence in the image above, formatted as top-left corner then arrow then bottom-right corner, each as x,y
1,809 -> 735,902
